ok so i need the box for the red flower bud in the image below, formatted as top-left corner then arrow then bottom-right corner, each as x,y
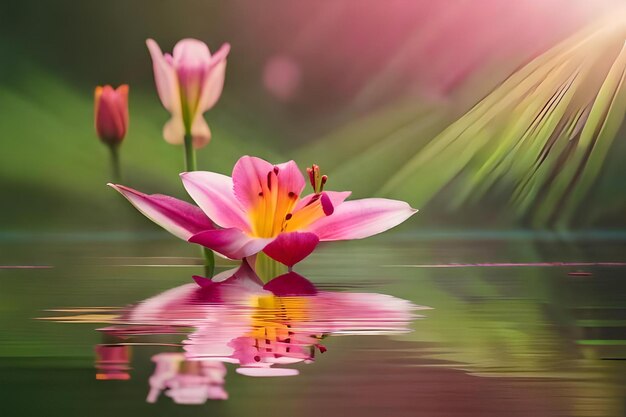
94,84 -> 129,145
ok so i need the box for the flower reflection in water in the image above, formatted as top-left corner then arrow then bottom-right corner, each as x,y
147,353 -> 228,404
94,344 -> 131,381
91,263 -> 426,404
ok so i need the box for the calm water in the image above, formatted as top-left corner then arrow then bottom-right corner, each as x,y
1,233 -> 625,416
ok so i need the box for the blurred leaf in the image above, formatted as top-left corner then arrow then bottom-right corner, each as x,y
377,14 -> 626,227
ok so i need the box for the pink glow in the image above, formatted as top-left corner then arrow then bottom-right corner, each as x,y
227,0 -> 624,111
263,55 -> 302,102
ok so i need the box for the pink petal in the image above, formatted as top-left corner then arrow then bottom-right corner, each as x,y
209,42 -> 231,64
274,160 -> 306,199
127,283 -> 199,324
190,115 -> 212,149
163,114 -> 186,145
231,156 -> 306,213
180,171 -> 251,231
172,39 -> 212,118
197,44 -> 230,112
192,275 -> 213,288
192,261 -> 265,302
172,38 -> 212,68
193,260 -> 263,288
262,232 -> 319,267
231,156 -> 275,210
306,198 -> 417,241
108,184 -> 214,240
295,191 -> 351,211
263,271 -> 318,296
188,228 -> 272,260
115,85 -> 129,134
146,39 -> 180,113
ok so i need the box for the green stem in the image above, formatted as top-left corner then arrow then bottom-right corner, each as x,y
202,247 -> 215,278
183,132 -> 197,172
254,252 -> 288,283
184,133 -> 214,277
108,144 -> 121,182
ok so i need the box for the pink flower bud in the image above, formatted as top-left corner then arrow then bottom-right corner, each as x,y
94,84 -> 129,145
146,38 -> 230,149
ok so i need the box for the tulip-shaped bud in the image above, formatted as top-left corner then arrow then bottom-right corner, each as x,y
94,85 -> 129,145
146,38 -> 230,149
95,84 -> 128,181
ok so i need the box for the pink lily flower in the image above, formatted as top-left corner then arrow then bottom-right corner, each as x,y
94,84 -> 129,145
146,38 -> 230,149
109,155 -> 417,266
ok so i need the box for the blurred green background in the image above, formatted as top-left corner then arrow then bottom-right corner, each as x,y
1,0 -> 625,234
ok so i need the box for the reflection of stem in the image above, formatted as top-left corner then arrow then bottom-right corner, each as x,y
108,144 -> 121,182
184,133 -> 215,278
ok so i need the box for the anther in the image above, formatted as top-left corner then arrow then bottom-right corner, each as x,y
307,164 -> 319,190
307,164 -> 328,193
285,213 -> 293,220
266,171 -> 273,190
305,194 -> 320,207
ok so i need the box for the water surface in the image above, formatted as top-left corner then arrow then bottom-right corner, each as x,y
1,234 -> 625,416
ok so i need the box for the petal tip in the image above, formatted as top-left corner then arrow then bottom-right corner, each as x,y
107,183 -> 135,195
192,275 -> 212,288
107,183 -> 121,192
219,42 -> 231,56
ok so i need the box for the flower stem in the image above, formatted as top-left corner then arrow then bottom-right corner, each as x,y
254,252 -> 288,283
183,132 -> 197,172
202,247 -> 214,277
108,144 -> 121,182
184,132 -> 215,277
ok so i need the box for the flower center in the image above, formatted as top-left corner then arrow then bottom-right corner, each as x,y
251,167 -> 299,238
250,165 -> 333,238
